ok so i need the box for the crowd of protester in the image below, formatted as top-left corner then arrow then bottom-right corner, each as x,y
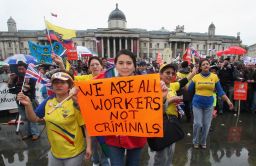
1,51 -> 256,166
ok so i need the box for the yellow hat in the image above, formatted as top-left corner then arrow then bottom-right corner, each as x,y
159,63 -> 177,73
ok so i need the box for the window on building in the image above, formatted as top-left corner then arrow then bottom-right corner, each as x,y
20,42 -> 24,48
8,42 -> 11,48
150,43 -> 152,48
203,45 -> 206,49
164,43 -> 167,48
213,44 -> 215,49
157,43 -> 160,48
144,43 -> 147,47
82,42 -> 85,46
197,44 -> 199,50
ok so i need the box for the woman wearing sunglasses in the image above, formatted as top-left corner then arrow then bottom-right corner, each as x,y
151,63 -> 196,166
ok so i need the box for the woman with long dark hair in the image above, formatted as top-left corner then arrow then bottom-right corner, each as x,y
188,59 -> 233,149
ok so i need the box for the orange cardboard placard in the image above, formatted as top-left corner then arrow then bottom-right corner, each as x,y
234,81 -> 248,100
75,74 -> 163,137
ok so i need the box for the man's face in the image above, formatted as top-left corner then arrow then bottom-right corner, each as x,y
2,66 -> 9,72
17,66 -> 26,75
102,59 -> 107,66
224,60 -> 229,66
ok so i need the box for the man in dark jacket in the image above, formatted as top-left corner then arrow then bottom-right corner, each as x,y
8,61 -> 39,140
218,57 -> 235,113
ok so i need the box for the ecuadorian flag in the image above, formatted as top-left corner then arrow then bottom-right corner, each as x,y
45,20 -> 76,40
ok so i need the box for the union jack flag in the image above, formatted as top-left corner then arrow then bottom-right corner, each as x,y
191,47 -> 199,57
25,63 -> 50,84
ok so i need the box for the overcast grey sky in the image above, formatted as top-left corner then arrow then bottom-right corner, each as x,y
1,0 -> 255,45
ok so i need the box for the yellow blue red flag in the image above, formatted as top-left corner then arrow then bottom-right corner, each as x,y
45,20 -> 76,40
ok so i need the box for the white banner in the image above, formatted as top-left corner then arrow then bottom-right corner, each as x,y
0,83 -> 18,111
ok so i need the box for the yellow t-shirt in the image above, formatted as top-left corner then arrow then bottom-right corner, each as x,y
192,73 -> 219,96
177,72 -> 187,80
74,74 -> 93,81
42,97 -> 85,159
166,82 -> 180,117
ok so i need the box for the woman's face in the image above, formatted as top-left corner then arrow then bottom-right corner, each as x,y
52,79 -> 70,96
160,68 -> 176,85
115,54 -> 135,76
89,59 -> 103,76
200,60 -> 210,72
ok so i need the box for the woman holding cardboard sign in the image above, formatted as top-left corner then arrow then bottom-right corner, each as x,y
95,49 -> 168,166
17,70 -> 92,166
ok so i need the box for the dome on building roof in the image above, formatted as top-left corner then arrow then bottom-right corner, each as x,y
108,3 -> 126,22
159,27 -> 169,32
7,17 -> 16,23
209,22 -> 215,29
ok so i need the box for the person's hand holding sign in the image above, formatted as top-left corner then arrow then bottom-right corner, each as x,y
160,80 -> 168,100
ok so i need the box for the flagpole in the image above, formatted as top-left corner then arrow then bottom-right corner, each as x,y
44,16 -> 54,54
16,76 -> 27,134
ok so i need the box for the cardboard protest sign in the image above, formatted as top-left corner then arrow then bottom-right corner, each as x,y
0,83 -> 17,111
234,81 -> 248,100
75,74 -> 163,137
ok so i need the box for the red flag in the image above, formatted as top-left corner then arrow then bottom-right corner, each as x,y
51,13 -> 57,17
182,48 -> 191,64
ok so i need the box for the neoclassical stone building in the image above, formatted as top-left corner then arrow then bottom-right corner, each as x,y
248,44 -> 256,57
0,4 -> 241,60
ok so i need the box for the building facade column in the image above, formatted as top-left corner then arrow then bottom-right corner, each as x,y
16,41 -> 20,54
169,42 -> 173,58
131,38 -> 133,53
206,43 -> 209,56
147,41 -> 150,59
101,38 -> 104,57
107,38 -> 110,58
174,42 -> 177,58
137,39 -> 139,57
183,42 -> 186,54
3,42 -> 7,59
119,38 -> 122,50
0,42 -> 4,60
113,38 -> 116,57
125,38 -> 128,49
12,41 -> 15,55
